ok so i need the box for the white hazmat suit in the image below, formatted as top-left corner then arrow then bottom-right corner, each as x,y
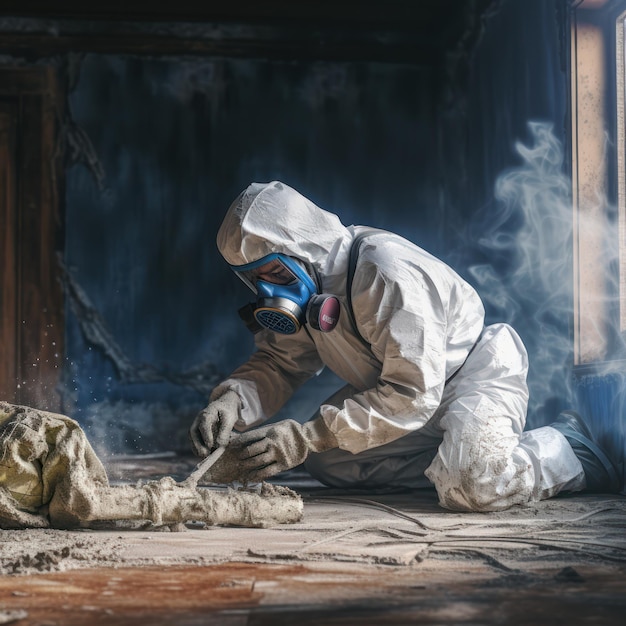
205,180 -> 586,512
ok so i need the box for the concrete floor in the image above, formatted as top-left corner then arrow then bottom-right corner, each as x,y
1,455 -> 625,625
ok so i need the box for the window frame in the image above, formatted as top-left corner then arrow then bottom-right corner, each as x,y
570,0 -> 626,364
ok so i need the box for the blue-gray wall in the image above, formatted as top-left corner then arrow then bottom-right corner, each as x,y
52,0 -> 578,453
63,54 -> 443,451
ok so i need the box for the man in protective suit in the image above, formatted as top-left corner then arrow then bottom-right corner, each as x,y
190,180 -> 621,512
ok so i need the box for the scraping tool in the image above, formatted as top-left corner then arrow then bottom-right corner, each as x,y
180,446 -> 226,488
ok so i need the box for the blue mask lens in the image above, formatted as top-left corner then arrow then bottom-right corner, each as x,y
232,254 -> 316,293
255,278 -> 314,303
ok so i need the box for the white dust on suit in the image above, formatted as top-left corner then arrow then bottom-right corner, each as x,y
212,180 -> 585,511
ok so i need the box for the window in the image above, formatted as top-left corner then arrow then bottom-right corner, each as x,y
617,8 -> 626,335
570,0 -> 626,364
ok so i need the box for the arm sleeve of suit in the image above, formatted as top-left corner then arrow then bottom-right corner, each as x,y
210,328 -> 325,430
321,247 -> 484,454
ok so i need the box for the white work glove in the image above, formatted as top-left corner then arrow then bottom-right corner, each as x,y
234,417 -> 339,483
189,390 -> 241,457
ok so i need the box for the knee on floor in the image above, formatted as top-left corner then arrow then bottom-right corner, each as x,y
432,461 -> 511,512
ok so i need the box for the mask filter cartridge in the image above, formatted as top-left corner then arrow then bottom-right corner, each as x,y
306,295 -> 340,332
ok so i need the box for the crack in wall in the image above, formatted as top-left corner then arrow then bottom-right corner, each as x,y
58,256 -> 222,396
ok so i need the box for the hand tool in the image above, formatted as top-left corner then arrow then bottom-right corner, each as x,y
180,446 -> 226,488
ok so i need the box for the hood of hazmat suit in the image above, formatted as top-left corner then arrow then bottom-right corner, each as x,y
215,181 -> 485,454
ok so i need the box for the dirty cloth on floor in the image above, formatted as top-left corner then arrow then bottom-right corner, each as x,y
0,402 -> 302,530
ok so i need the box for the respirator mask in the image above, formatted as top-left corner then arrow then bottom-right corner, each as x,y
233,253 -> 340,335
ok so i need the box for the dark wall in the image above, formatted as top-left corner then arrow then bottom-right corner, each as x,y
63,54 -> 442,452
64,0 -> 572,450
443,0 -> 571,427
3,0 -> 576,454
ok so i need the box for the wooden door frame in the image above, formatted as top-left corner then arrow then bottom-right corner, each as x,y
0,66 -> 64,411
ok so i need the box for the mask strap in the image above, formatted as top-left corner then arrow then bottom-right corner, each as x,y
238,302 -> 263,334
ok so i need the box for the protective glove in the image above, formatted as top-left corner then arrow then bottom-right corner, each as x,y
235,417 -> 339,483
189,390 -> 241,457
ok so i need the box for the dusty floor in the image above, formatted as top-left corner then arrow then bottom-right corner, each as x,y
1,453 -> 625,625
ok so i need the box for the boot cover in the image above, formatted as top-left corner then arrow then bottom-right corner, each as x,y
550,411 -> 622,493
